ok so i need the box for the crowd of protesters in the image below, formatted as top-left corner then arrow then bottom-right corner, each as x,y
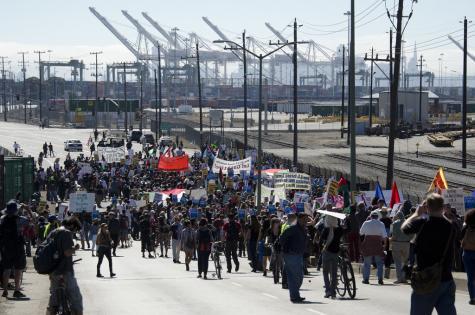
0,132 -> 474,315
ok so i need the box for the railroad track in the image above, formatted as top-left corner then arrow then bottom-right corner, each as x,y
416,152 -> 475,165
329,153 -> 474,192
228,131 -> 308,149
369,153 -> 475,178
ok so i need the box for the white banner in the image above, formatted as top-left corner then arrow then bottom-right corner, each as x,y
97,147 -> 126,163
257,185 -> 286,204
274,172 -> 311,191
69,192 -> 95,213
212,157 -> 252,174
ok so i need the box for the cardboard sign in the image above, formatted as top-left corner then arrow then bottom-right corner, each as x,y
326,179 -> 339,197
97,147 -> 126,163
212,157 -> 252,174
207,180 -> 217,194
442,188 -> 465,215
69,192 -> 95,213
274,172 -> 311,191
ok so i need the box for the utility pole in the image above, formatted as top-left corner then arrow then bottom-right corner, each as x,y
90,51 -> 102,131
182,43 -> 204,147
243,31 -> 248,151
369,47 -> 374,129
292,18 -> 300,168
196,43 -> 203,148
154,69 -> 158,140
341,45 -> 346,139
349,0 -> 356,191
462,17 -> 470,169
386,0 -> 407,189
157,43 -> 163,138
345,10 -> 351,146
18,52 -> 28,124
139,63 -> 144,132
123,62 -> 127,133
0,57 -> 7,122
418,54 -> 424,123
172,27 -> 179,110
34,50 -> 46,123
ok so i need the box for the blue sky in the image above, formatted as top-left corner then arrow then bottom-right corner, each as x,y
1,0 -> 474,78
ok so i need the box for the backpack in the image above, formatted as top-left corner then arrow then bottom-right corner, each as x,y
227,221 -> 239,242
33,230 -> 60,275
462,227 -> 475,251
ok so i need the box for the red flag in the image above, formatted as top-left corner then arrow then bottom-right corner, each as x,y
389,181 -> 401,208
338,176 -> 348,187
158,154 -> 189,172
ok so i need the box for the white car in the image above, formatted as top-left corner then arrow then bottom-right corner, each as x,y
64,139 -> 83,152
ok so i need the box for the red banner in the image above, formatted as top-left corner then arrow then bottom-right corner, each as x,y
158,154 -> 189,172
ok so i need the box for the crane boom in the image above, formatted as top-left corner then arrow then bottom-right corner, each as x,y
122,11 -> 161,47
142,12 -> 181,49
264,22 -> 309,62
89,7 -> 148,60
448,35 -> 475,63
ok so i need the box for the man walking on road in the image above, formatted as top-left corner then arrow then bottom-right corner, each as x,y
360,210 -> 387,285
107,212 -> 120,256
402,193 -> 457,315
280,212 -> 308,303
223,213 -> 241,273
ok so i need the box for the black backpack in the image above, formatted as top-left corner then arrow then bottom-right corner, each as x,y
33,230 -> 60,275
227,221 -> 239,242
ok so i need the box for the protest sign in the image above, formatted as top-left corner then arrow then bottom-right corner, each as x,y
207,180 -> 217,194
190,188 -> 207,202
189,208 -> 199,219
295,202 -> 305,213
442,188 -> 465,215
317,210 -> 347,220
326,179 -> 340,196
257,185 -> 286,204
97,147 -> 126,163
238,209 -> 246,220
274,172 -> 311,191
212,157 -> 251,174
294,192 -> 310,203
464,196 -> 475,212
69,192 -> 95,213
58,203 -> 69,221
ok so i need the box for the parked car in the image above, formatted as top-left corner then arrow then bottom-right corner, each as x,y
141,133 -> 155,145
128,130 -> 143,143
98,137 -> 125,148
64,140 -> 83,152
158,136 -> 174,147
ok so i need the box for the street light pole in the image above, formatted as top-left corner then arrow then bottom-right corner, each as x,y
19,52 -> 28,124
0,56 -> 7,122
462,17 -> 469,169
418,54 -> 424,123
369,47 -> 374,129
243,31 -> 248,151
34,50 -> 46,124
154,69 -> 158,140
90,51 -> 102,131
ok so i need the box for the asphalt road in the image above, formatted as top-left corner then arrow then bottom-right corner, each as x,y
65,245 -> 471,315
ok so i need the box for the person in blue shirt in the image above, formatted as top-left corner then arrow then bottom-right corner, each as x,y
279,212 -> 308,303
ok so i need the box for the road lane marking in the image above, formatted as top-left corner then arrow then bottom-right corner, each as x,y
262,293 -> 278,300
306,309 -> 326,315
231,282 -> 242,287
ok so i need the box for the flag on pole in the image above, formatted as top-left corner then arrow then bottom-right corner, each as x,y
374,182 -> 386,205
389,181 -> 401,208
428,167 -> 448,192
338,176 -> 350,207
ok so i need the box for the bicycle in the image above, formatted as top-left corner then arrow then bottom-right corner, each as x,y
52,259 -> 82,315
211,241 -> 225,280
336,244 -> 357,299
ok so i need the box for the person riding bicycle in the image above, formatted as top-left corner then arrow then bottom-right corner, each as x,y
223,213 -> 241,273
46,217 -> 83,315
319,215 -> 344,299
